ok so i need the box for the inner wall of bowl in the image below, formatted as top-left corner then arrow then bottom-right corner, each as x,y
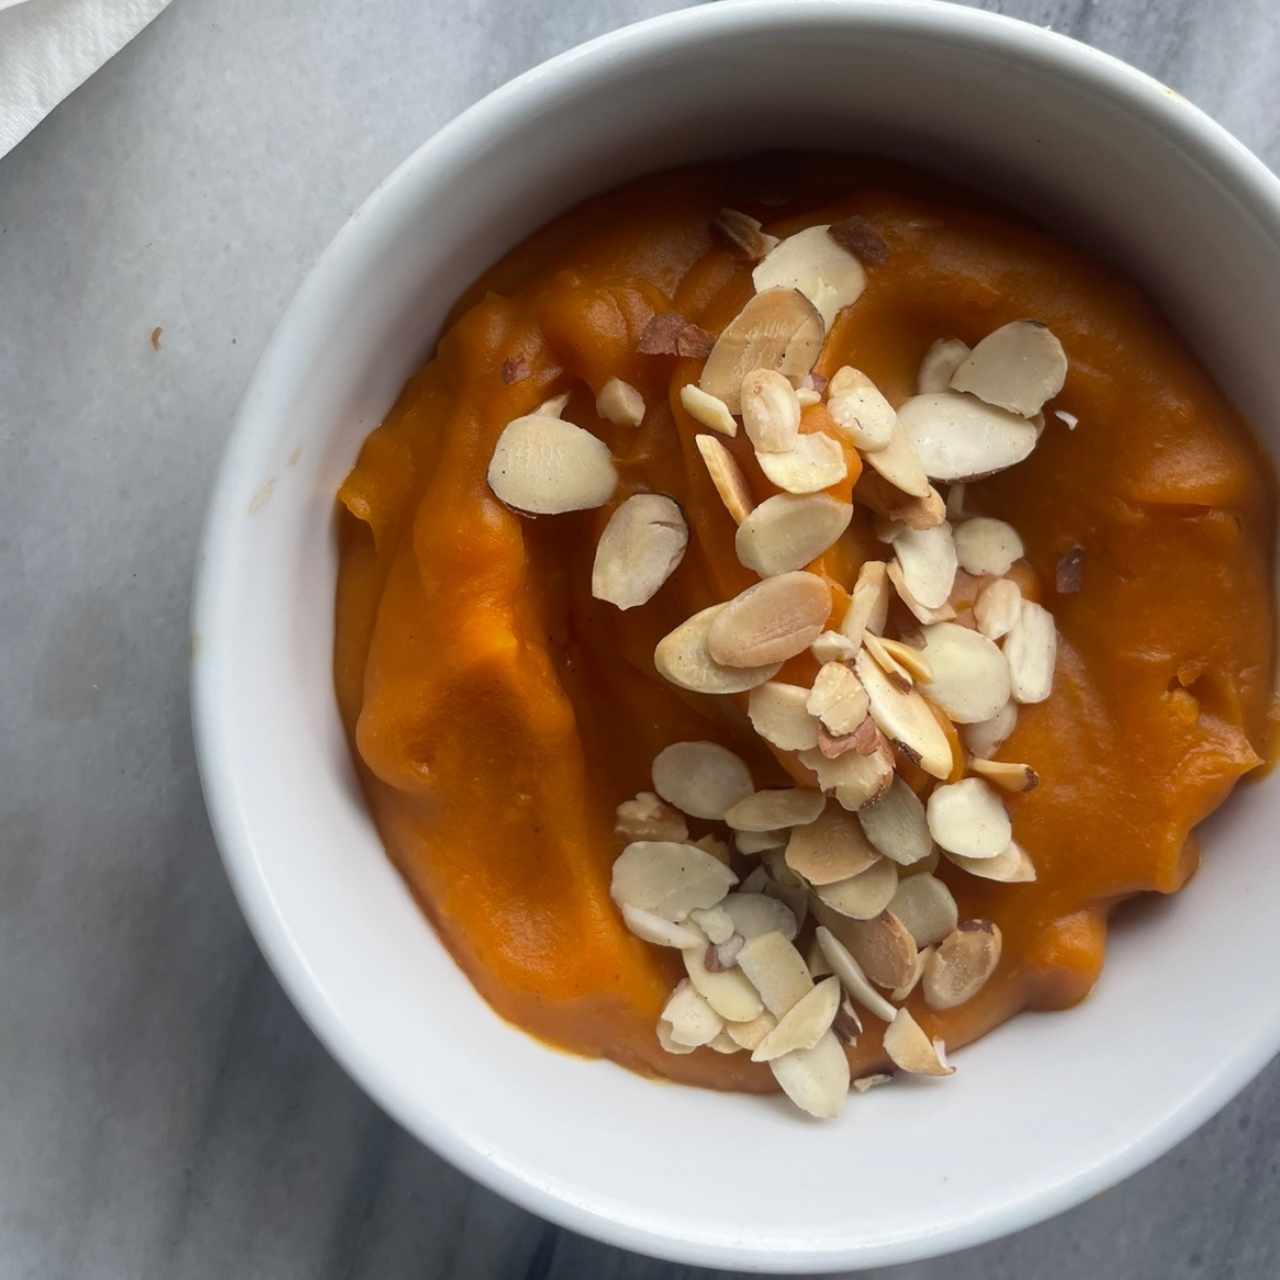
205,7 -> 1280,1271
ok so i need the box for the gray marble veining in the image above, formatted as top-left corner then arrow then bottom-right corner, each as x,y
1,1 -> 1278,1276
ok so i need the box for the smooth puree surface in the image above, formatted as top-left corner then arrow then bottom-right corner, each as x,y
334,157 -> 1275,1092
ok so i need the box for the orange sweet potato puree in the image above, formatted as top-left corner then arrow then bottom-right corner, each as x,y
334,158 -> 1275,1092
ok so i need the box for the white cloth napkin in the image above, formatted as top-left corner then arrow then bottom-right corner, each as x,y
0,0 -> 171,159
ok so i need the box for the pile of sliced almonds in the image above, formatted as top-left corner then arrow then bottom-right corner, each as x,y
484,206 -> 1071,1119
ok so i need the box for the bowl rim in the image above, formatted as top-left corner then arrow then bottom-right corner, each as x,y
192,0 -> 1280,1269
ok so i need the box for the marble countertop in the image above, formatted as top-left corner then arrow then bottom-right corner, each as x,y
2,1 -> 1278,1276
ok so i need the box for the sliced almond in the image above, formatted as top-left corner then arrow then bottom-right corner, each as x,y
926,777 -> 1011,859
796,388 -> 821,408
683,944 -> 764,1021
706,936 -> 744,971
962,701 -> 1018,759
889,945 -> 930,1001
924,920 -> 1003,1010
946,840 -> 1036,883
857,777 -> 933,866
536,391 -> 571,418
591,494 -> 688,610
752,976 -> 841,1062
974,577 -> 1023,640
949,320 -> 1067,417
700,287 -> 825,413
814,925 -> 897,1022
656,1019 -> 696,1055
814,857 -> 898,920
892,521 -> 957,610
861,420 -> 931,498
654,604 -> 781,694
954,517 -> 1024,578
752,225 -> 866,329
724,1011 -> 777,1051
735,493 -> 853,577
878,637 -> 934,684
708,571 -> 832,667
615,791 -> 689,842
863,631 -> 914,692
769,1030 -> 850,1119
487,413 -> 617,514
757,430 -> 848,493
1005,599 -> 1057,704
661,979 -> 724,1047
688,904 -> 734,945
706,1029 -> 742,1054
785,803 -> 881,886
855,648 -> 954,780
737,930 -> 814,1018
810,630 -> 859,664
916,622 -> 1012,724
853,1072 -> 894,1093
840,559 -> 890,646
620,904 -> 705,949
827,366 -> 895,452
820,909 -> 918,989
970,757 -> 1039,792
721,891 -> 798,942
806,662 -> 870,735
735,828 -> 787,856
712,207 -> 780,261
917,338 -> 972,394
886,561 -> 958,626
897,392 -> 1039,481
652,741 -> 753,820
883,1007 -> 954,1076
680,384 -> 738,437
741,368 -> 802,453
888,874 -> 958,948
611,841 -> 738,921
595,377 -> 646,427
695,434 -> 754,524
725,787 -> 826,832
693,833 -> 732,866
748,681 -> 821,751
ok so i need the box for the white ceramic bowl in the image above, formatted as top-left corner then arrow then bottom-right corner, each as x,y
193,1 -> 1280,1270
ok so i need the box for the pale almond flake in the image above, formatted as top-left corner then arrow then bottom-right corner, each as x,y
876,636 -> 935,684
924,920 -> 1003,1010
1004,599 -> 1057,704
724,1011 -> 777,1051
819,909 -> 918,989
707,1030 -> 742,1054
863,631 -> 915,692
840,559 -> 891,646
694,433 -> 755,524
883,1007 -> 954,1076
954,517 -> 1025,577
893,520 -> 958,609
862,420 -> 932,498
926,777 -> 1011,859
621,904 -> 706,950
897,392 -> 1039,482
712,207 -> 780,261
752,224 -> 867,329
795,387 -> 822,408
615,791 -> 689,842
756,431 -> 848,493
661,979 -> 724,1047
969,758 -> 1040,792
748,682 -> 821,751
1056,409 -> 1079,430
806,662 -> 870,735
917,622 -> 1013,724
700,287 -> 826,413
680,384 -> 738,437
591,494 -> 688,610
752,976 -> 841,1062
725,787 -> 826,832
595,377 -> 646,427
814,857 -> 899,920
708,571 -> 832,667
656,1020 -> 696,1055
611,841 -> 738,921
889,945 -> 931,1001
683,943 -> 765,1022
652,741 -> 753,820
962,701 -> 1018,759
877,485 -> 947,531
811,630 -> 859,664
887,561 -> 958,625
741,368 -> 802,453
888,874 -> 958,947
735,493 -> 853,577
769,1030 -> 851,1119
688,905 -> 735,945
536,391 -> 571,418
708,935 -> 745,970
814,925 -> 897,1022
917,337 -> 972,394
857,776 -> 934,866
855,648 -> 954,780
737,930 -> 814,1017
949,320 -> 1067,417
487,413 -> 618,514
654,604 -> 781,694
852,1073 -> 894,1093
974,577 -> 1023,640
785,804 -> 881,886
721,892 -> 798,942
946,840 -> 1036,883
827,366 -> 895,452
736,828 -> 787,856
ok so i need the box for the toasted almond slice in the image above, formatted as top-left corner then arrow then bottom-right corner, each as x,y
621,904 -> 706,950
688,905 -> 735,945
737,930 -> 814,1017
853,1072 -> 893,1093
748,681 -> 821,751
591,494 -> 688,610
652,741 -> 753,820
661,978 -> 724,1047
611,840 -> 738,921
700,287 -> 826,413
752,976 -> 841,1062
735,828 -> 787,856
949,320 -> 1067,417
924,920 -> 1003,1010
892,521 -> 957,610
818,724 -> 865,762
814,857 -> 898,920
878,637 -> 934,684
757,431 -> 848,493
811,630 -> 859,664
946,840 -> 1037,883
683,944 -> 764,1021
708,572 -> 832,667
841,560 -> 891,647
820,908 -> 918,989
863,631 -> 914,692
680,384 -> 738,437
926,777 -> 1011,859
883,1007 -> 954,1076
615,791 -> 689,842
654,604 -> 782,694
814,925 -> 898,1022
752,225 -> 867,330
954,517 -> 1024,578
769,1029 -> 850,1119
962,701 -> 1018,759
1005,599 -> 1057,704
785,803 -> 881,886
692,834 -> 732,866
724,1011 -> 777,1051
827,366 -> 895,452
694,434 -> 754,524
970,757 -> 1039,792
596,377 -> 646,427
855,648 -> 954,780
806,662 -> 870,735
726,787 -> 826,832
735,493 -> 853,577
487,413 -> 618,514
713,207 -> 780,260
898,392 -> 1039,482
916,622 -> 1012,724
888,874 -> 958,948
857,776 -> 933,866
890,945 -> 930,1001
741,368 -> 802,453
917,338 -> 972,394
536,391 -> 571,418
861,420 -> 931,498
656,1019 -> 697,1055
974,577 -> 1022,640
721,891 -> 798,942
